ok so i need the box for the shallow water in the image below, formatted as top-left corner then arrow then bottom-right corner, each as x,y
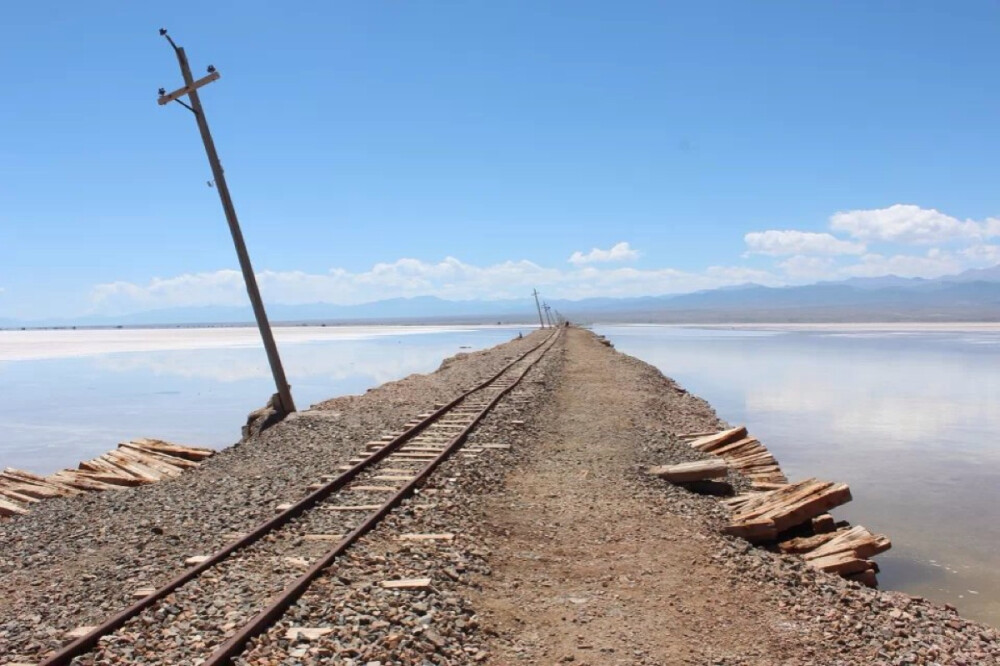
0,325 -> 527,476
595,324 -> 1000,627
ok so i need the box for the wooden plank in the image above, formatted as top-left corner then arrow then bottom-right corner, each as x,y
286,627 -> 333,641
646,460 -> 729,483
381,578 -> 432,590
806,552 -> 872,576
0,498 -> 29,517
0,487 -> 40,504
114,448 -> 183,477
710,437 -> 763,458
326,505 -> 382,511
349,485 -> 397,492
100,453 -> 160,483
49,470 -> 120,492
812,514 -> 836,533
130,438 -> 214,461
688,426 -> 748,452
121,442 -> 199,469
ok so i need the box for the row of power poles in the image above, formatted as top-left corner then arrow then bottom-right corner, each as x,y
532,288 -> 564,328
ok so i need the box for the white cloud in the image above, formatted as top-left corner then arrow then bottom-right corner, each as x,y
830,204 -> 1000,244
89,256 -> 779,315
744,230 -> 865,256
777,256 -> 837,280
839,249 -> 964,279
568,241 -> 639,265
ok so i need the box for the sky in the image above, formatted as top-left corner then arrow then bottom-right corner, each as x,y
2,1 -> 1000,320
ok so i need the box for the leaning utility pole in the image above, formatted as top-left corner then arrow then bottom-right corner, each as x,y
532,288 -> 546,328
157,29 -> 296,414
543,303 -> 553,327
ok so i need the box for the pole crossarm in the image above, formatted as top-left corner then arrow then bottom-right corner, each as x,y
158,71 -> 220,106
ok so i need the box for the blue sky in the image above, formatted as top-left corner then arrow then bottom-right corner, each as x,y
2,1 -> 1000,319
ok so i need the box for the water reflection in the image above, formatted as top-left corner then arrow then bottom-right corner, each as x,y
0,327 -> 521,477
597,324 -> 1000,627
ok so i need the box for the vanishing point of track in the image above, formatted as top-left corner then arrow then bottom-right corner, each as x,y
39,328 -> 561,666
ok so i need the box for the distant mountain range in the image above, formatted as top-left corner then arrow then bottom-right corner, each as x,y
5,265 -> 1000,328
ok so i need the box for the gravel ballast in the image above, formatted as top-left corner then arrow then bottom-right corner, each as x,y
2,326 -> 997,665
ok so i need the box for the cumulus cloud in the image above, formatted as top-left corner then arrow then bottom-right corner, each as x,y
777,256 -> 837,280
568,242 -> 639,265
830,204 -> 1000,244
839,249 -> 964,279
88,256 -> 782,315
744,230 -> 865,256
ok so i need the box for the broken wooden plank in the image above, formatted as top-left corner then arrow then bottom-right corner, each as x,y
381,578 -> 432,590
286,627 -> 333,641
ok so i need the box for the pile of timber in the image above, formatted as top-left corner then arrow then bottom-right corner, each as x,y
681,425 -> 788,489
0,438 -> 214,519
723,478 -> 852,543
721,476 -> 891,586
673,426 -> 891,586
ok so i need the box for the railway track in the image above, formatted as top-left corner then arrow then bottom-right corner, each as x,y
36,327 -> 561,666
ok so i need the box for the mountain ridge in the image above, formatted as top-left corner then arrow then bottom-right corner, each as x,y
5,264 -> 1000,327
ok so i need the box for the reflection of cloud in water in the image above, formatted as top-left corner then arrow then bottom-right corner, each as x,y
95,343 -> 453,385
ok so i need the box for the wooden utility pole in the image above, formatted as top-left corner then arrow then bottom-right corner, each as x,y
532,289 -> 546,328
543,303 -> 553,327
157,29 -> 296,414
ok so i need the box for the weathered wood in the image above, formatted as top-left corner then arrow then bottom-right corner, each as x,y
647,459 -> 729,483
381,578 -> 433,590
812,514 -> 836,533
710,437 -> 763,458
726,479 -> 853,543
130,438 -> 214,461
0,498 -> 29,517
688,426 -> 748,452
286,627 -> 333,641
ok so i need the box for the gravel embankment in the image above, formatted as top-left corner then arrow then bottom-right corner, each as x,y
3,326 -> 998,666
0,330 -> 543,663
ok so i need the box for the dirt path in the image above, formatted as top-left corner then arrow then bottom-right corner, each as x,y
473,328 -> 819,665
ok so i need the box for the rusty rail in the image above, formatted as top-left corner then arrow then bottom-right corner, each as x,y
39,328 -> 560,666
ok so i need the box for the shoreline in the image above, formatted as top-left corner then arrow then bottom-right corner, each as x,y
1,328 -> 996,664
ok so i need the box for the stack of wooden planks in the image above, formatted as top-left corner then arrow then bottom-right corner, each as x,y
721,477 -> 891,586
681,425 -> 788,489
0,438 -> 214,518
779,524 -> 890,585
722,478 -> 852,543
676,426 -> 891,586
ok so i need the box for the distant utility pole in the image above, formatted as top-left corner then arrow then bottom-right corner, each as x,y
543,303 -> 553,327
156,29 -> 296,414
532,288 -> 546,328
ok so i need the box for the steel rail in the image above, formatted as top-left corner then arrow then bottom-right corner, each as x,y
205,327 -> 561,665
38,329 -> 558,666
